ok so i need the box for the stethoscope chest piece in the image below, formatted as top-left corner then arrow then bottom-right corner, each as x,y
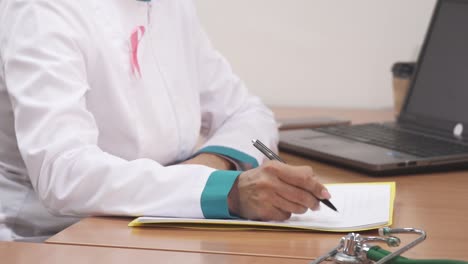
311,227 -> 426,264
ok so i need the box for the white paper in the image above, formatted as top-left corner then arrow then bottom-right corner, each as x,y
133,182 -> 394,232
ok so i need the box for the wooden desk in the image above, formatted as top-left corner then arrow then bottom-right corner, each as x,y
0,242 -> 309,264
47,108 -> 468,261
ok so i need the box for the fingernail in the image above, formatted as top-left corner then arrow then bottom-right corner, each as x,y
321,188 -> 331,199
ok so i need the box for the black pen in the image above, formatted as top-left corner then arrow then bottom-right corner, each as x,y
251,139 -> 338,212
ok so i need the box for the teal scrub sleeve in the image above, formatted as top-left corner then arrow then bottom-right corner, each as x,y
200,170 -> 241,219
196,146 -> 259,170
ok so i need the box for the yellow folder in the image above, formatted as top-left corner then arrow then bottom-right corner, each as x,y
129,182 -> 396,233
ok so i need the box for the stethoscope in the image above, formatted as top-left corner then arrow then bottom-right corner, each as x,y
311,227 -> 467,264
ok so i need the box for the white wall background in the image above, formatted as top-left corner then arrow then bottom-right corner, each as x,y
195,0 -> 436,108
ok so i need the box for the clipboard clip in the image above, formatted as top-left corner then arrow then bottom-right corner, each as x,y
311,227 -> 426,264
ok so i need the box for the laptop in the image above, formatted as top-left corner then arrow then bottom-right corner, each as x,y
279,0 -> 468,175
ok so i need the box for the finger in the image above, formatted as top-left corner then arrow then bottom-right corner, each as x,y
265,206 -> 292,221
249,203 -> 291,221
274,164 -> 331,200
274,177 -> 320,210
271,194 -> 308,215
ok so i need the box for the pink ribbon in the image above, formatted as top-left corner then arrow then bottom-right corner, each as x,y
130,26 -> 146,78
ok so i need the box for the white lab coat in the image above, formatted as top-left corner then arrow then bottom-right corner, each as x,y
0,0 -> 278,241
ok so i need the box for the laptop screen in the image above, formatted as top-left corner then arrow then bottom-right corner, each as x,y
401,0 -> 468,135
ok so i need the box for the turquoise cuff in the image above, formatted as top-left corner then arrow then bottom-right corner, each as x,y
197,146 -> 259,170
201,170 -> 241,219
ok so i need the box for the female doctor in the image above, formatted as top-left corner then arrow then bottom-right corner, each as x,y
0,0 -> 331,241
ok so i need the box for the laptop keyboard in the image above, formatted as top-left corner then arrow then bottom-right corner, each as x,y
314,123 -> 468,157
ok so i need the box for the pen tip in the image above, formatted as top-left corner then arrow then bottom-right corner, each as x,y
321,199 -> 338,212
251,139 -> 257,144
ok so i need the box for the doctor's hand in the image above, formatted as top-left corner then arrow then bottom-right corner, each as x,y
227,160 -> 331,221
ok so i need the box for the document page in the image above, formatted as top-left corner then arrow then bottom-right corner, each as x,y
280,182 -> 394,231
129,182 -> 395,232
